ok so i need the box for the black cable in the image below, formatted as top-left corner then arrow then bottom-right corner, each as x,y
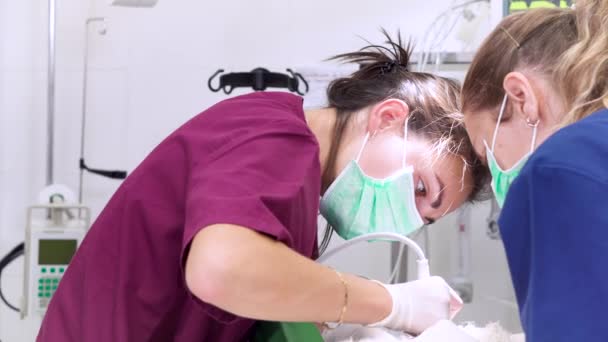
0,243 -> 25,312
317,223 -> 334,257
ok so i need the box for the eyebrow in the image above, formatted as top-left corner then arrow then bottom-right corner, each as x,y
430,174 -> 445,209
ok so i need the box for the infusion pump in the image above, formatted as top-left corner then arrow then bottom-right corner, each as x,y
21,204 -> 90,318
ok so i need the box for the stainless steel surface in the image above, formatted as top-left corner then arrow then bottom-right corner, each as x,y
46,0 -> 56,185
410,52 -> 474,65
79,17 -> 106,203
487,197 -> 502,240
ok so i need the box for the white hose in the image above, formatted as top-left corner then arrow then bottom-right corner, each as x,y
317,232 -> 430,280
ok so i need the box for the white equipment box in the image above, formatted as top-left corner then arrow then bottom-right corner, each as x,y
21,205 -> 90,318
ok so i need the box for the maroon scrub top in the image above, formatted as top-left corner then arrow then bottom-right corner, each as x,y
37,92 -> 321,341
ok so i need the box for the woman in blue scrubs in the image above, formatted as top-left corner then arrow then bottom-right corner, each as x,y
461,1 -> 608,340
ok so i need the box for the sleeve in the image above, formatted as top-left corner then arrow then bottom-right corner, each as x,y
499,165 -> 608,341
181,123 -> 319,323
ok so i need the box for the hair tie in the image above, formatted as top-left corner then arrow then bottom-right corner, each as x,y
380,61 -> 408,75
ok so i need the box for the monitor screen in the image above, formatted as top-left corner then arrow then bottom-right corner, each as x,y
38,239 -> 77,265
504,0 -> 572,16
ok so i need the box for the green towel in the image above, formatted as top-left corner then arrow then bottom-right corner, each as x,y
253,321 -> 324,342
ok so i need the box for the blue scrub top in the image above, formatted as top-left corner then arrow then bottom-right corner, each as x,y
499,108 -> 608,341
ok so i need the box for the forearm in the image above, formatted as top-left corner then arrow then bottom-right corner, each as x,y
185,224 -> 391,324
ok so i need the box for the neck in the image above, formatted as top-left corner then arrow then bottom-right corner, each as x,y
535,89 -> 567,149
304,107 -> 336,188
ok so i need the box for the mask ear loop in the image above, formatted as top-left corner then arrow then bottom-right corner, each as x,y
527,118 -> 539,153
355,132 -> 371,162
402,118 -> 410,168
491,94 -> 509,152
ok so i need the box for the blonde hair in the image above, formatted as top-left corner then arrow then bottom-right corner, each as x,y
556,0 -> 608,124
461,8 -> 577,117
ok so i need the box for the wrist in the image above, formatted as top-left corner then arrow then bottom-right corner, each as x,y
366,281 -> 396,327
341,276 -> 392,325
370,280 -> 393,322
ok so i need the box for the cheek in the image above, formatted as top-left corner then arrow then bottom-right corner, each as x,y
358,141 -> 404,178
493,122 -> 534,169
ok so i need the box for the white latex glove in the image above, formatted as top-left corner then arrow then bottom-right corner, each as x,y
368,276 -> 464,335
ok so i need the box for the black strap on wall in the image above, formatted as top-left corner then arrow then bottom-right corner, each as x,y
208,68 -> 309,95
79,159 -> 127,180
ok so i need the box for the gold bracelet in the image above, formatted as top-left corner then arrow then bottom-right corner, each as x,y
334,270 -> 348,326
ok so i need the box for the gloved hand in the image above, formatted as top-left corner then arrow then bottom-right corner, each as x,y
368,276 -> 463,335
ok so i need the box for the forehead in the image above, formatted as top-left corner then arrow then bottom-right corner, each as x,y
433,152 -> 473,202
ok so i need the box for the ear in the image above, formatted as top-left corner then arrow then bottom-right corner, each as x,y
366,99 -> 410,133
503,72 -> 540,123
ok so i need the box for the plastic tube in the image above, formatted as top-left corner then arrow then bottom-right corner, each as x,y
317,233 -> 430,280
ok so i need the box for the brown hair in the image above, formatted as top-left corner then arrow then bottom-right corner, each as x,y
323,30 -> 488,202
461,8 -> 578,118
556,0 -> 608,124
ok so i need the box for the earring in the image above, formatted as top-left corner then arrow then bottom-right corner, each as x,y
525,117 -> 539,128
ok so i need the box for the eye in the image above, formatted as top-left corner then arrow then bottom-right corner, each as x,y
415,179 -> 427,196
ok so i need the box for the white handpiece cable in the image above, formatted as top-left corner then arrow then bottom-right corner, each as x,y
317,232 -> 430,280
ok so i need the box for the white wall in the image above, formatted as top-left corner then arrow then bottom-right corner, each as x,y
1,1 -> 49,340
0,0 -> 516,340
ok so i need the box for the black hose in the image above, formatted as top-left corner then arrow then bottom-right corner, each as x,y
0,243 -> 25,312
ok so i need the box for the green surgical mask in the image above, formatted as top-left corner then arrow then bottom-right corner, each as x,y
319,122 -> 424,240
485,95 -> 538,208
